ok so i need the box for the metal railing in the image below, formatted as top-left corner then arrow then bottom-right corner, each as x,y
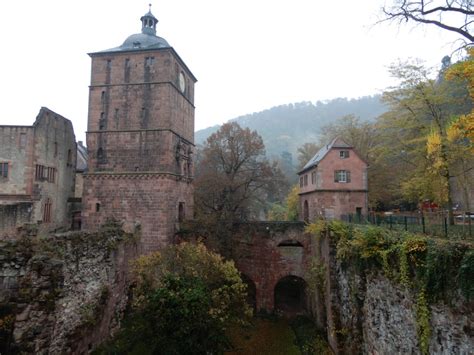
341,212 -> 473,240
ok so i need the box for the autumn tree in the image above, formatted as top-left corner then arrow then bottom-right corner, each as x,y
296,142 -> 321,170
320,115 -> 380,161
268,184 -> 300,221
98,243 -> 250,354
378,59 -> 472,222
381,0 -> 474,43
194,122 -> 284,224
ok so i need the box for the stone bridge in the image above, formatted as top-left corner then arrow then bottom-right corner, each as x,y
231,222 -> 318,313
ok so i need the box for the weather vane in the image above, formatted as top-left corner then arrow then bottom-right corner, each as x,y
149,3 -> 152,11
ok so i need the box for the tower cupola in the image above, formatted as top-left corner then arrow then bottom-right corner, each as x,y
141,4 -> 158,35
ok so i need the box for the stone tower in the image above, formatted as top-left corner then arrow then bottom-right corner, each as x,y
82,7 -> 196,252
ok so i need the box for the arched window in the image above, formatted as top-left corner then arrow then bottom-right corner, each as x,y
178,202 -> 185,222
97,148 -> 104,162
303,200 -> 309,222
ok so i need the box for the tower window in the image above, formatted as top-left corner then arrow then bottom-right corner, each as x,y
178,202 -> 185,222
106,59 -> 112,69
0,163 -> 8,178
145,57 -> 155,66
101,91 -> 105,102
97,148 -> 105,162
54,142 -> 58,157
125,58 -> 130,68
95,203 -> 101,212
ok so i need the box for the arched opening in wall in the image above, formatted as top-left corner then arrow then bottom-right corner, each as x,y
178,202 -> 185,223
303,200 -> 309,222
240,274 -> 257,313
274,276 -> 307,316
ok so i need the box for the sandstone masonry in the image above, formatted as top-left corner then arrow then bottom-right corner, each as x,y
82,9 -> 196,252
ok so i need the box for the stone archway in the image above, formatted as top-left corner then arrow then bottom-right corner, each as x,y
274,275 -> 307,316
241,274 -> 257,312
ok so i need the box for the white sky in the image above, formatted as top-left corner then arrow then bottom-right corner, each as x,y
0,0 -> 463,143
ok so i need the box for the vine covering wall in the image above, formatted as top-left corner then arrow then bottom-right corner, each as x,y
310,221 -> 474,354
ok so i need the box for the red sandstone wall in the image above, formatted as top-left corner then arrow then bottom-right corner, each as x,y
300,190 -> 368,221
88,50 -> 194,143
82,174 -> 193,252
231,223 -> 314,311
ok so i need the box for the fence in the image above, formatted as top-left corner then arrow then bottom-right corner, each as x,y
341,211 -> 473,240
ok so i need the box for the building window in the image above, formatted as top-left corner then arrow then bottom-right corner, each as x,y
299,176 -> 304,188
95,203 -> 101,212
43,198 -> 52,223
35,165 -> 56,183
125,58 -> 130,68
106,59 -> 112,69
304,174 -> 308,186
67,149 -> 72,165
54,142 -> 58,157
303,200 -> 309,222
311,171 -> 316,184
20,133 -> 27,148
340,150 -> 349,159
46,167 -> 56,183
334,170 -> 351,183
0,163 -> 8,178
178,202 -> 185,222
145,57 -> 155,66
97,148 -> 105,162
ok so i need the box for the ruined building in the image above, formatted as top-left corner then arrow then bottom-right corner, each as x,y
82,8 -> 196,252
0,107 -> 77,235
298,137 -> 368,221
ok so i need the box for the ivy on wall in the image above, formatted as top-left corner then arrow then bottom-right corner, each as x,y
306,220 -> 473,355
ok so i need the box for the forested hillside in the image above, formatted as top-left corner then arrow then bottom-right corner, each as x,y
195,96 -> 386,160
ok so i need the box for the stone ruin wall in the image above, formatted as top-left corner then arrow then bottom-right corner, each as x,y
0,225 -> 138,354
323,233 -> 474,354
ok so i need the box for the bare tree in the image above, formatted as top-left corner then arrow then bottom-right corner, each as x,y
382,0 -> 474,43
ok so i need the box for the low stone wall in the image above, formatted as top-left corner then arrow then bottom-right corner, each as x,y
0,223 -> 139,354
0,203 -> 32,237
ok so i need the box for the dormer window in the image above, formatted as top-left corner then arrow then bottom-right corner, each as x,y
340,150 -> 349,159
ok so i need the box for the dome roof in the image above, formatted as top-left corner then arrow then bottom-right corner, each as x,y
121,33 -> 170,50
95,6 -> 170,53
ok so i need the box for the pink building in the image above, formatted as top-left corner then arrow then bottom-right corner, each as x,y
298,138 -> 368,222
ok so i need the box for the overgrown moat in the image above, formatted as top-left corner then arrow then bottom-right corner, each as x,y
0,221 -> 472,354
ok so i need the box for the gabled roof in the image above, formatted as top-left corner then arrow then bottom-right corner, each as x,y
298,137 -> 351,174
76,141 -> 88,172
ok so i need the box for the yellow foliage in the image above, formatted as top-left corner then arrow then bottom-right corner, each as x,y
426,131 -> 441,156
445,48 -> 474,150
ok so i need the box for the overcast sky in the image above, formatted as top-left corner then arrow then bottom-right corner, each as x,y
0,0 -> 462,143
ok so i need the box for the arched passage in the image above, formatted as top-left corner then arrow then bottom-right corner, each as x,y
274,275 -> 307,316
241,274 -> 257,312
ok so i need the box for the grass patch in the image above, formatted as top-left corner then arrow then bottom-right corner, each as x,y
226,317 -> 300,355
